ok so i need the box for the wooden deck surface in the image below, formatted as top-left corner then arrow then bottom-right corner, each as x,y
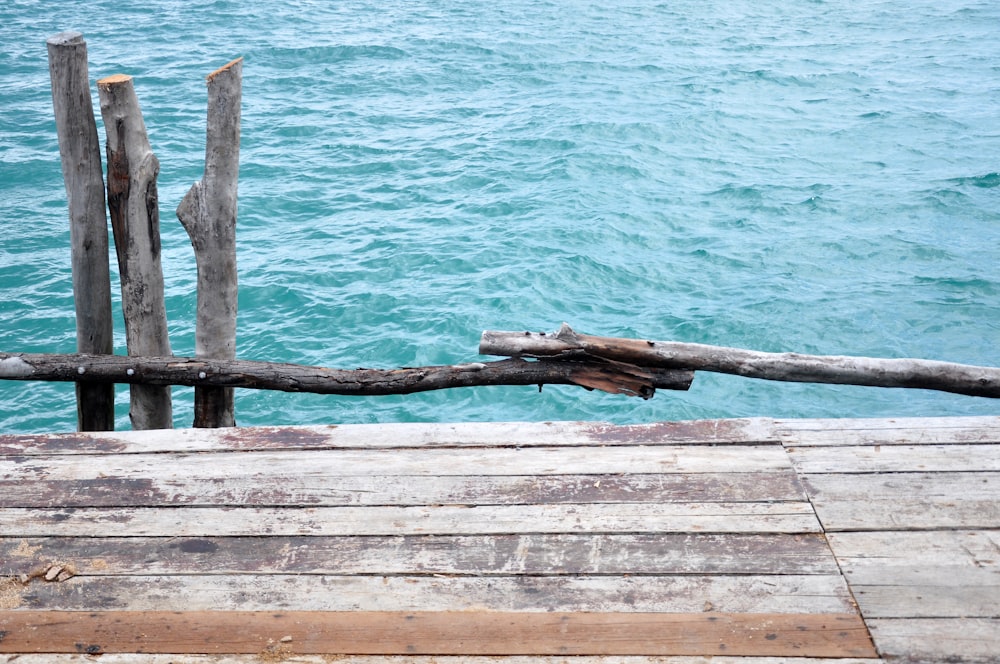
1,416 -> 998,663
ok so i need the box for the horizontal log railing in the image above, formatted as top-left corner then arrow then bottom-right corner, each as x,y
0,351 -> 693,399
480,324 -> 1000,399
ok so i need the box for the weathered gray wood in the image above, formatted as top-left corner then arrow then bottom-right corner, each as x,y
0,352 -> 693,402
866,618 -> 1000,662
2,573 -> 856,613
776,415 -> 1000,446
481,324 -> 1000,398
0,502 -> 820,537
0,656 -> 887,664
786,444 -> 1000,474
0,444 -> 792,482
0,471 -> 804,508
0,534 -> 840,576
801,471 -> 1000,531
96,74 -> 172,430
45,31 -> 115,432
826,530 -> 1000,618
0,418 -> 773,456
176,58 -> 243,428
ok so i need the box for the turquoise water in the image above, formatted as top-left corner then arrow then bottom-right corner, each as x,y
1,0 -> 999,432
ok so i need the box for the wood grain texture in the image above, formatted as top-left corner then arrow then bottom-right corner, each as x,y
0,533 -> 841,576
3,573 -> 857,613
0,656 -> 887,664
866,618 -> 1000,662
800,471 -> 1000,531
0,471 -> 806,508
786,444 -> 1000,474
0,611 -> 877,657
0,444 -> 792,480
827,531 -> 1000,619
0,501 -> 821,537
775,416 -> 1000,446
0,418 -> 775,456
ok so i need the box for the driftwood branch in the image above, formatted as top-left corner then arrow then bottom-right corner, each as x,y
97,73 -> 173,429
480,324 -> 1000,399
176,58 -> 243,428
46,31 -> 115,431
0,353 -> 693,397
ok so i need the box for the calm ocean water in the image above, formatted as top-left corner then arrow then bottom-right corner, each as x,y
1,0 -> 998,432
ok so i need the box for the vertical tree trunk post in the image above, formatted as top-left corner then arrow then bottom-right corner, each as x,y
97,73 -> 173,430
176,58 -> 242,428
46,31 -> 115,432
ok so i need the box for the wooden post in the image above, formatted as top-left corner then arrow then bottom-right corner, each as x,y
46,31 -> 115,431
97,74 -> 173,430
176,58 -> 242,427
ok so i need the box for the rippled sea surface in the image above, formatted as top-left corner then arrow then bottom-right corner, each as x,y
1,0 -> 998,432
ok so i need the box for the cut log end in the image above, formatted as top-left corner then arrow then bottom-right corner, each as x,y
207,57 -> 244,83
46,31 -> 84,47
97,73 -> 133,88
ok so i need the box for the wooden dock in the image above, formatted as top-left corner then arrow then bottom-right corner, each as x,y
1,416 -> 998,662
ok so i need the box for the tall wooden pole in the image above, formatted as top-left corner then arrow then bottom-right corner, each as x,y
46,31 -> 115,431
177,58 -> 242,427
97,74 -> 173,430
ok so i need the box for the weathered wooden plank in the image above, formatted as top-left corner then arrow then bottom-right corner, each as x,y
826,530 -> 1000,619
0,444 -> 792,481
776,416 -> 1000,446
0,471 -> 805,508
866,618 -> 1000,663
0,533 -> 841,576
0,501 -> 820,537
0,610 -> 877,657
829,530 -> 1000,568
3,573 -> 857,613
786,444 -> 1000,474
0,656 -> 887,664
801,472 -> 1000,531
0,419 -> 777,456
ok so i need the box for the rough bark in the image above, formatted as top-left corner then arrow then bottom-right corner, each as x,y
96,74 -> 173,429
176,58 -> 242,428
480,324 -> 1000,399
0,353 -> 693,397
46,31 -> 115,431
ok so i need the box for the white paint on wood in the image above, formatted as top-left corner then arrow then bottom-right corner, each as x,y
776,416 -> 1000,446
0,444 -> 793,481
802,472 -> 1000,531
7,573 -> 856,614
867,618 -> 1000,662
787,444 -> 1000,474
0,419 -> 775,455
0,502 -> 820,537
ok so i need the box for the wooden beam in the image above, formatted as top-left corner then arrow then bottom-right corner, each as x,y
481,324 -> 1000,398
96,74 -> 173,430
45,31 -> 115,431
176,58 -> 243,428
0,611 -> 877,657
0,352 -> 692,397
